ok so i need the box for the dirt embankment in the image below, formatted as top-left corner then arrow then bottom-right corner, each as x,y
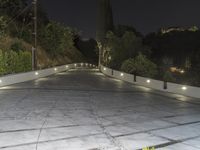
0,36 -> 85,69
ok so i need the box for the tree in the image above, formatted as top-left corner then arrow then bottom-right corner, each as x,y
121,53 -> 157,78
96,0 -> 114,66
105,31 -> 151,69
144,29 -> 200,67
96,0 -> 114,43
39,21 -> 77,57
0,0 -> 27,17
114,25 -> 143,38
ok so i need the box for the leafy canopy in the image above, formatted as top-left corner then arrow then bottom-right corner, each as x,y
121,53 -> 157,78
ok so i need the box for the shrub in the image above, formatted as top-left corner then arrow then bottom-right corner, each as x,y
0,49 -> 31,75
121,53 -> 157,78
10,41 -> 25,52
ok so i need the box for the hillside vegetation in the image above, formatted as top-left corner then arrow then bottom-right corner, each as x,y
0,0 -> 85,75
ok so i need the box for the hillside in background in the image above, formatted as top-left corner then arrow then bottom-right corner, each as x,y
0,0 -> 85,72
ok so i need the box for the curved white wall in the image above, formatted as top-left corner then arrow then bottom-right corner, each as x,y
0,63 -> 95,87
101,65 -> 200,99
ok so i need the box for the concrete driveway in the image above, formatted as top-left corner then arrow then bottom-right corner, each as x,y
0,69 -> 200,150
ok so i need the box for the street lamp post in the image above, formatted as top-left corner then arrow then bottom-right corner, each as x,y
32,0 -> 37,70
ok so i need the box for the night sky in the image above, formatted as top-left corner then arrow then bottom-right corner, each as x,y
40,0 -> 200,38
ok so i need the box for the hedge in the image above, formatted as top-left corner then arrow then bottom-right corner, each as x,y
0,49 -> 32,76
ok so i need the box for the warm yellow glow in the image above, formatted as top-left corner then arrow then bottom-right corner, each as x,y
170,67 -> 177,72
170,67 -> 185,74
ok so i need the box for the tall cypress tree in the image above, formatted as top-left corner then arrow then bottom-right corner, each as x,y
96,0 -> 114,66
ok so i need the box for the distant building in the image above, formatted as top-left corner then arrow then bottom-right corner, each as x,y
160,26 -> 199,34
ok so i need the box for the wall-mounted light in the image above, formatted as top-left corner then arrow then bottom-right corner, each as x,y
54,68 -> 57,71
182,86 -> 187,90
35,72 -> 39,76
103,68 -> 106,71
146,79 -> 151,83
120,73 -> 124,77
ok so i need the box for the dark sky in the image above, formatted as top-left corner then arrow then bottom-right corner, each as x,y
40,0 -> 200,38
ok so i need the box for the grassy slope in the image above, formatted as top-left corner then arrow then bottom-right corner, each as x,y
0,36 -> 85,69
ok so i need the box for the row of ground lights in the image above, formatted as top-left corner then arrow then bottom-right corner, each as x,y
146,79 -> 187,90
103,67 -> 188,91
53,63 -> 97,71
0,63 -> 97,85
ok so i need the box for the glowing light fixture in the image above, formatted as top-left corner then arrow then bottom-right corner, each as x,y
182,86 -> 187,90
54,68 -> 57,71
35,72 -> 39,76
120,73 -> 124,77
103,68 -> 106,71
180,70 -> 185,74
146,79 -> 151,83
0,80 -> 2,83
66,65 -> 69,68
74,64 -> 77,67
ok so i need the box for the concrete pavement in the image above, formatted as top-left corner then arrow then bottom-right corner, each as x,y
0,69 -> 200,150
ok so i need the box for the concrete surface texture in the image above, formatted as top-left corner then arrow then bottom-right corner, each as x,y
0,69 -> 200,150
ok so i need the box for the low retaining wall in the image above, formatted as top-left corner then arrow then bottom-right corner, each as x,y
0,63 -> 95,87
101,65 -> 200,99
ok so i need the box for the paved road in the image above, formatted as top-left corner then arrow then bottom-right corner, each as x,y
0,69 -> 200,150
